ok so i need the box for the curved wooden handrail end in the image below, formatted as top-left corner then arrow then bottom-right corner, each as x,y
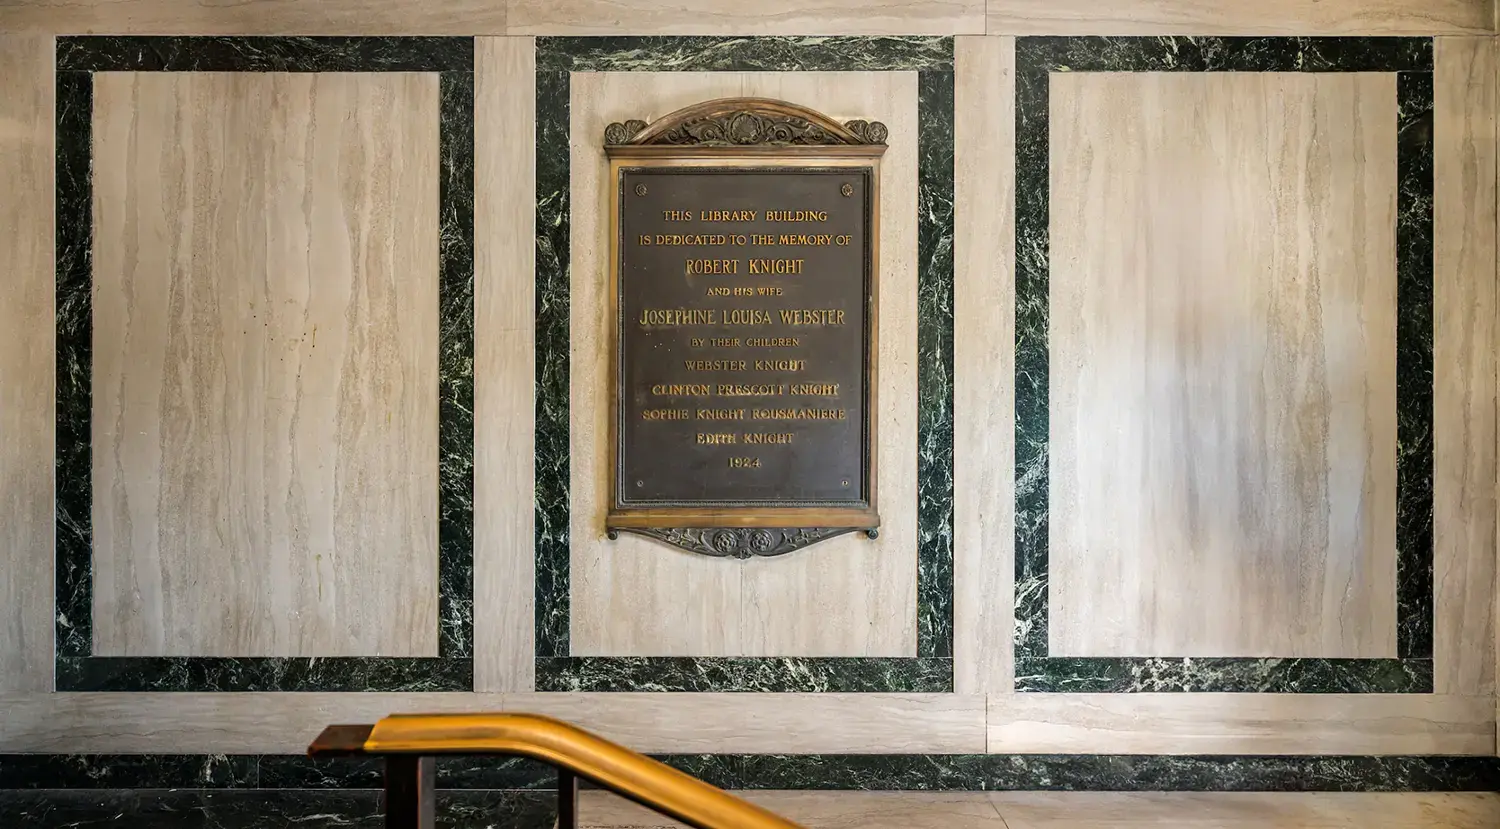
312,712 -> 804,829
308,724 -> 375,758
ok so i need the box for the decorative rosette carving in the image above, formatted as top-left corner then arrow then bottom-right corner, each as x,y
841,119 -> 889,145
602,119 -> 647,145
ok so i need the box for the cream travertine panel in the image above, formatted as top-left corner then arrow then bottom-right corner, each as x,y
0,0 -> 507,34
506,692 -> 984,753
1047,72 -> 1399,659
569,71 -> 919,658
988,694 -> 1495,755
0,692 -> 985,754
733,72 -> 917,657
986,0 -> 1494,35
475,37 -> 539,692
989,793 -> 1500,829
506,0 -> 982,35
570,73 -> 748,656
90,72 -> 440,657
953,35 -> 1014,693
0,36 -> 53,693
1432,37 -> 1498,697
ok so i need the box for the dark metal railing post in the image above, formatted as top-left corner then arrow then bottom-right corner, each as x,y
384,755 -> 436,829
557,767 -> 580,829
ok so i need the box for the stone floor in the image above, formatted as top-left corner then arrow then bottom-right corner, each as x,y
3,790 -> 1498,827
573,791 -> 1500,828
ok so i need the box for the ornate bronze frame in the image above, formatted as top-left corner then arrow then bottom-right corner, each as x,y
603,98 -> 886,558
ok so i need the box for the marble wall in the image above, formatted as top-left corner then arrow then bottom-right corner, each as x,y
0,6 -> 1497,803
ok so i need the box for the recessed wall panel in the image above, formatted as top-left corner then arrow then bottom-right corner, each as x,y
568,70 -> 920,658
89,72 -> 441,658
1047,71 -> 1399,659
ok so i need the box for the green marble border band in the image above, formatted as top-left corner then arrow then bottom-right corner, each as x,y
533,36 -> 955,692
534,36 -> 953,73
52,36 -> 476,692
5,753 -> 1498,793
1013,36 -> 1434,693
533,657 -> 953,692
1014,656 -> 1432,694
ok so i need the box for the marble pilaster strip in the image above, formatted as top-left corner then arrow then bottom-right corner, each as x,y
53,68 -> 94,661
532,65 -> 573,659
1393,69 -> 1435,659
438,67 -> 477,660
915,70 -> 956,659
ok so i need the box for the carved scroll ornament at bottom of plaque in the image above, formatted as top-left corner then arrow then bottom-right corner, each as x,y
607,526 -> 878,558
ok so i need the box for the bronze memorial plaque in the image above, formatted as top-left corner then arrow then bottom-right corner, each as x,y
604,98 -> 886,557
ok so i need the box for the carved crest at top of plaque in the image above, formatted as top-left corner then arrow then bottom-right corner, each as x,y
605,97 -> 888,147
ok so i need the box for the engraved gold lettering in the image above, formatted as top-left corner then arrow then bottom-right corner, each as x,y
747,258 -> 804,275
775,234 -> 833,246
754,359 -> 805,371
686,259 -> 737,275
778,309 -> 845,325
696,433 -> 737,444
741,433 -> 795,445
640,309 -> 717,326
765,210 -> 828,222
654,234 -> 727,246
698,210 -> 757,222
651,384 -> 711,396
626,186 -> 867,485
749,408 -> 848,420
717,384 -> 785,397
724,309 -> 772,325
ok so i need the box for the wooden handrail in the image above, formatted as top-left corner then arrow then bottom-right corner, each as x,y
309,712 -> 805,829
